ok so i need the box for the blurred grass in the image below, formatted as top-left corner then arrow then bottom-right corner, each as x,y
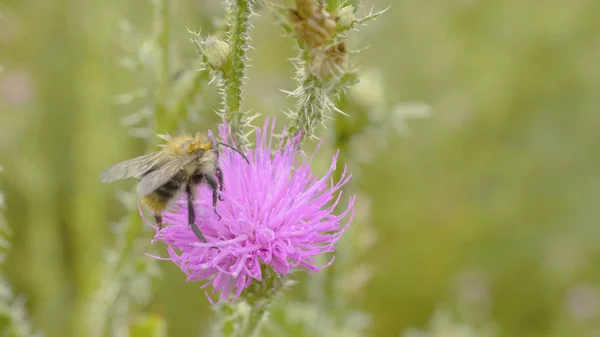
1,0 -> 600,336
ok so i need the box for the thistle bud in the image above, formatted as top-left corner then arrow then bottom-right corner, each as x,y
195,35 -> 230,69
337,5 -> 355,28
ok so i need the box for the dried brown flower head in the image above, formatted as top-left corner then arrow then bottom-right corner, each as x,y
287,0 -> 337,49
310,41 -> 349,79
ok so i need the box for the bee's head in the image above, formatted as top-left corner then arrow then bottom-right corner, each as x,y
186,132 -> 213,154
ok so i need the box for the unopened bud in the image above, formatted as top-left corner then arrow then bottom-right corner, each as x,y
337,5 -> 355,28
199,36 -> 230,69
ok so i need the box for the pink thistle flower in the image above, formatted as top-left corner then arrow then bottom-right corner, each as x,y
142,118 -> 355,303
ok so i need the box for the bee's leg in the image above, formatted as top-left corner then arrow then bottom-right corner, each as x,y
154,213 -> 163,229
204,175 -> 222,221
185,183 -> 206,242
216,167 -> 224,201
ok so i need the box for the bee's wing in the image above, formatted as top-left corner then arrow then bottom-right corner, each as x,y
136,156 -> 196,196
100,151 -> 167,183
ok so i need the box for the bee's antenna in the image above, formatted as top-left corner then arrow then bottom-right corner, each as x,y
218,142 -> 250,164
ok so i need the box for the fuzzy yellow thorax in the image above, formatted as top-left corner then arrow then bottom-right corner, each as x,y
187,132 -> 213,154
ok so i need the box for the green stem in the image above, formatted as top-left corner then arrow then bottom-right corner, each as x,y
285,49 -> 326,146
211,266 -> 281,337
223,0 -> 254,150
286,82 -> 313,138
238,300 -> 270,337
210,300 -> 270,337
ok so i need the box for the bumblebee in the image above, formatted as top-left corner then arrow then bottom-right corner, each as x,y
100,132 -> 249,241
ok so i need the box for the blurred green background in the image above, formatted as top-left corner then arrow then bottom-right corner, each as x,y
1,0 -> 600,336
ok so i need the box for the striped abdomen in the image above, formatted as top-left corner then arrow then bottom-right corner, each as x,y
141,170 -> 187,212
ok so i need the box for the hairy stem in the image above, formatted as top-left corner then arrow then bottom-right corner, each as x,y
211,301 -> 269,337
211,266 -> 281,337
284,47 -> 326,146
239,301 -> 270,337
222,0 -> 254,150
289,81 -> 324,143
